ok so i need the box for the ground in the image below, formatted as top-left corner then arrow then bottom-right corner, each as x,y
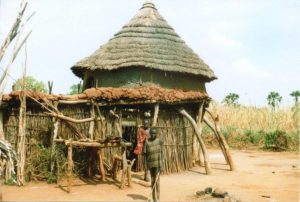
1,150 -> 299,202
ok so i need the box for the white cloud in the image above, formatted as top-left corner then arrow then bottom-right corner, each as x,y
209,31 -> 242,49
231,59 -> 271,79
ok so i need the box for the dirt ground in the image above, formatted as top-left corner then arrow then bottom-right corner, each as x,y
1,149 -> 299,202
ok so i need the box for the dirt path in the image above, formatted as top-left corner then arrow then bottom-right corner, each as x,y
1,150 -> 299,202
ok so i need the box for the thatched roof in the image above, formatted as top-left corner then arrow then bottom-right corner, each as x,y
71,1 -> 217,81
2,84 -> 209,104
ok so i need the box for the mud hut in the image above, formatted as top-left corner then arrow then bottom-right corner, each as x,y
0,1 -> 234,191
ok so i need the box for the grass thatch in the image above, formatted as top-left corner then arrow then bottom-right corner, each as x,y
71,2 -> 217,81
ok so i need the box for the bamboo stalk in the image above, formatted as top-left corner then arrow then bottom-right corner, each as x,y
178,108 -> 211,175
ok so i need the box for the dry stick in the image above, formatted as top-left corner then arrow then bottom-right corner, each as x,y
178,108 -> 211,175
67,139 -> 73,193
0,1 -> 27,62
203,116 -> 236,171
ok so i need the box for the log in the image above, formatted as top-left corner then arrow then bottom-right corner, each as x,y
67,140 -> 73,193
203,116 -> 236,171
178,108 -> 211,175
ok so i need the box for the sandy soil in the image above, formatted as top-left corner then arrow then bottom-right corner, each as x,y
1,150 -> 299,202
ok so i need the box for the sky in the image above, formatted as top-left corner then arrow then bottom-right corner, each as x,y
0,0 -> 299,106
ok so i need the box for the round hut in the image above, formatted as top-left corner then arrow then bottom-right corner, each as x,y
71,1 -> 217,91
1,1 -> 235,189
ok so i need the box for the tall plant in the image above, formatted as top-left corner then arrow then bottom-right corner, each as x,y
267,91 -> 282,110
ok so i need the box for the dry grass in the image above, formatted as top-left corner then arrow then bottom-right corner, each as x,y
203,103 -> 299,150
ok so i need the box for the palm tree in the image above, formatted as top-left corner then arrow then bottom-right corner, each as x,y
290,90 -> 300,105
222,93 -> 240,106
267,91 -> 282,110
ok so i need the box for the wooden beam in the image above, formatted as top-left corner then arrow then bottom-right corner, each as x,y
45,112 -> 94,123
54,139 -> 131,148
178,108 -> 211,175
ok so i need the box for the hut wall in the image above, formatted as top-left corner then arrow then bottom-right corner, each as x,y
83,67 -> 207,92
2,102 -> 198,179
156,110 -> 195,173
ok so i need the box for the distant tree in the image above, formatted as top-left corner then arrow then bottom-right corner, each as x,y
222,93 -> 240,106
13,76 -> 47,93
267,91 -> 282,110
69,82 -> 83,95
290,90 -> 300,105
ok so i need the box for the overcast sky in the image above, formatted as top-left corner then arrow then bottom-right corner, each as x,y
1,0 -> 299,106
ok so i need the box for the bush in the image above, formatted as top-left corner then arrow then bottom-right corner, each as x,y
264,130 -> 289,151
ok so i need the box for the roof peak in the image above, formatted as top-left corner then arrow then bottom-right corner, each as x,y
142,0 -> 156,9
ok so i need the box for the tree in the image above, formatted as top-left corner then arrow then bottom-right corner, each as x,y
290,90 -> 300,105
69,82 -> 83,95
13,76 -> 47,93
267,91 -> 282,110
222,93 -> 240,106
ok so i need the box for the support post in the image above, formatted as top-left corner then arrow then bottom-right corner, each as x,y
16,90 -> 26,186
178,108 -> 211,175
195,103 -> 205,166
98,149 -> 106,181
88,104 -> 95,140
0,111 -> 4,140
67,139 -> 73,193
204,116 -> 236,171
120,147 -> 127,189
152,103 -> 159,127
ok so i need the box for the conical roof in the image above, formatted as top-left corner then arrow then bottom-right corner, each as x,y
71,1 -> 217,81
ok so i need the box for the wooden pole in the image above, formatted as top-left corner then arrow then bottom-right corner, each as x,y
152,103 -> 159,127
67,139 -> 73,193
120,147 -> 127,189
178,108 -> 211,175
16,45 -> 27,186
88,103 -> 95,140
203,116 -> 229,165
195,103 -> 205,166
0,111 -> 4,140
98,149 -> 106,181
203,116 -> 236,171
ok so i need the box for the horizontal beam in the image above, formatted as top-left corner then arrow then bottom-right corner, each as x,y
54,139 -> 132,148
